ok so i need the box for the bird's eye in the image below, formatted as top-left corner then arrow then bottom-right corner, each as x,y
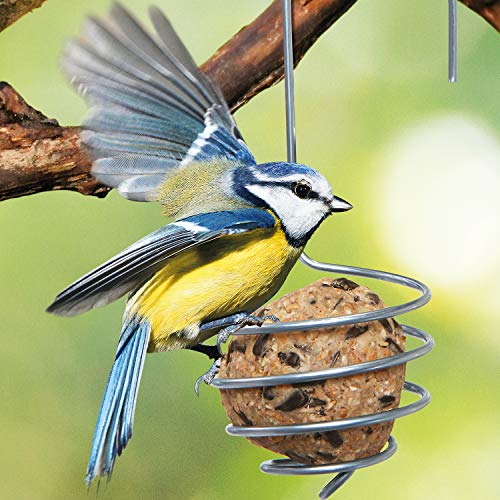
293,181 -> 312,199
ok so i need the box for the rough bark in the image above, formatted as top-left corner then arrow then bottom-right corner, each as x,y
0,0 -> 47,32
0,83 -> 107,199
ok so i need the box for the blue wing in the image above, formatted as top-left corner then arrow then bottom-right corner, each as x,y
62,3 -> 256,201
47,209 -> 276,317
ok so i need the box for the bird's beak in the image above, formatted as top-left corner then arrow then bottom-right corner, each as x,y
328,195 -> 353,213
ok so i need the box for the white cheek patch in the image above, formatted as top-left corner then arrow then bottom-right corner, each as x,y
247,185 -> 327,240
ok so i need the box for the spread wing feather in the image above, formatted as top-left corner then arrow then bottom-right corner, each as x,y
47,209 -> 276,317
62,3 -> 256,202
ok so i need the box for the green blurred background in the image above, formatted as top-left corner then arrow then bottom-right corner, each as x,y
1,1 -> 499,499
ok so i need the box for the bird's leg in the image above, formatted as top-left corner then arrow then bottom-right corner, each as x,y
198,313 -> 249,333
189,343 -> 220,360
216,314 -> 279,354
193,313 -> 279,394
194,358 -> 221,396
193,314 -> 249,395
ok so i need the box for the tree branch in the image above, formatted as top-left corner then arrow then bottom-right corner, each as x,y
0,0 -> 47,32
0,82 -> 106,199
0,0 -> 359,202
1,0 -> 498,202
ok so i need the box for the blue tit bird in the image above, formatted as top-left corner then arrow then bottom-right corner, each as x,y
47,3 -> 352,486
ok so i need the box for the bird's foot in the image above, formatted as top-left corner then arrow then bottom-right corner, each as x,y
216,314 -> 279,355
194,358 -> 221,396
194,314 -> 279,395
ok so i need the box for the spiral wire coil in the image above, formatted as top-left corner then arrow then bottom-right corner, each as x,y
210,0 -> 449,496
212,256 -> 433,498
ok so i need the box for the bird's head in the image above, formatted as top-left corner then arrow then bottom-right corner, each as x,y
230,162 -> 352,247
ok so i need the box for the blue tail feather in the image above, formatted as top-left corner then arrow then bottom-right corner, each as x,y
85,317 -> 150,486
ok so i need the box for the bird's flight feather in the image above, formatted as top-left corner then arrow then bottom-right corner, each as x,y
47,209 -> 276,317
62,2 -> 255,202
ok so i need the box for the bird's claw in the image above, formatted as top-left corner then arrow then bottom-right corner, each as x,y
216,323 -> 240,354
195,315 -> 280,394
258,314 -> 280,324
194,358 -> 221,396
216,314 -> 280,355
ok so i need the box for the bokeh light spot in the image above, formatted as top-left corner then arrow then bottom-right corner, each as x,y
375,115 -> 500,289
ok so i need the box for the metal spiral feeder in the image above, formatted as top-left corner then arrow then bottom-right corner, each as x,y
208,0 -> 456,496
211,256 -> 433,498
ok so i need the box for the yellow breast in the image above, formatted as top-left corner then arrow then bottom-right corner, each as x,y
128,225 -> 301,352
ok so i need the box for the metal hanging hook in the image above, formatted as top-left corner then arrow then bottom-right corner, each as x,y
282,0 -> 314,267
282,0 -> 297,163
449,0 -> 458,82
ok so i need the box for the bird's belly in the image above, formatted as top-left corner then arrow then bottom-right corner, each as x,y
129,228 -> 301,351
